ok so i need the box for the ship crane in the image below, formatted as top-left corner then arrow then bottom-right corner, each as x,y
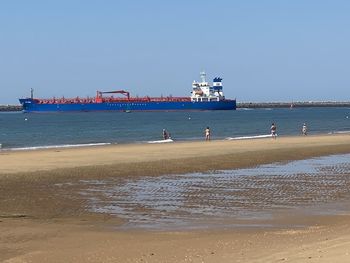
97,90 -> 130,100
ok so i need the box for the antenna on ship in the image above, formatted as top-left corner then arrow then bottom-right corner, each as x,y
30,88 -> 34,99
200,71 -> 206,83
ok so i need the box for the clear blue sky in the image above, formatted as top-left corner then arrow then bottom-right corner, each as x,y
1,0 -> 349,104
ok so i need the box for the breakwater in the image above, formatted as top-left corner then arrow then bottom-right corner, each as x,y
237,101 -> 350,108
0,105 -> 22,112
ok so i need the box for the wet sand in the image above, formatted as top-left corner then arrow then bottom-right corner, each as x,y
1,134 -> 350,262
79,154 -> 350,230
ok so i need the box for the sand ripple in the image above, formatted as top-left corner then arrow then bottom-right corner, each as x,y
79,154 -> 350,229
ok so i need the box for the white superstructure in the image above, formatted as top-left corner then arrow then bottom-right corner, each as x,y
191,72 -> 225,102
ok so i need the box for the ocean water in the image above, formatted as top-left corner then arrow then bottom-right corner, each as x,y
0,107 -> 349,150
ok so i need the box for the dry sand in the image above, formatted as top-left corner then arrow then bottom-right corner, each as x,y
1,134 -> 350,262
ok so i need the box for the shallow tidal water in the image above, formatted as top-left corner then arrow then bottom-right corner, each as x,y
78,154 -> 350,230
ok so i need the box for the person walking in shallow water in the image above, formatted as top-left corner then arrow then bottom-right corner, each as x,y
205,127 -> 211,141
301,123 -> 307,136
162,129 -> 168,140
270,123 -> 277,139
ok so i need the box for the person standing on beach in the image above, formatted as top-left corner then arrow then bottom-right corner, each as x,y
302,123 -> 307,135
205,127 -> 211,141
270,123 -> 277,139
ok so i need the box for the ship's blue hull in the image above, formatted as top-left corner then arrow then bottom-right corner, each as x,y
19,99 -> 236,112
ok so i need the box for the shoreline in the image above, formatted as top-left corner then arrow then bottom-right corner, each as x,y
1,133 -> 350,176
1,133 -> 350,262
1,131 -> 349,152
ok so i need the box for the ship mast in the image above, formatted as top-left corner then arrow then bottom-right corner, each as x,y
30,88 -> 34,99
200,71 -> 206,83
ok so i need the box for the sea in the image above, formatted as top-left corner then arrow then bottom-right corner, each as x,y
0,107 -> 349,150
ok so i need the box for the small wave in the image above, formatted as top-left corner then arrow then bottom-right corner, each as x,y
3,142 -> 112,151
237,108 -> 253,111
328,130 -> 350,135
226,134 -> 273,140
148,139 -> 174,144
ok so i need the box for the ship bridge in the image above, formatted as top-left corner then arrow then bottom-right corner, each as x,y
191,72 -> 225,102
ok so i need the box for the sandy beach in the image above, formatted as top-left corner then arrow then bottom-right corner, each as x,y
1,134 -> 350,262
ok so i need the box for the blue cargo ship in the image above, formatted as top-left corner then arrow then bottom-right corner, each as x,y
19,72 -> 236,112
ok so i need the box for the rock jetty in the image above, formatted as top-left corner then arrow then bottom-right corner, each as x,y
237,101 -> 350,108
0,105 -> 22,112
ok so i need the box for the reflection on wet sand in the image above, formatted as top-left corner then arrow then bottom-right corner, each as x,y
75,154 -> 350,230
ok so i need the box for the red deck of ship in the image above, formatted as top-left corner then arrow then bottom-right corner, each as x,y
35,96 -> 191,104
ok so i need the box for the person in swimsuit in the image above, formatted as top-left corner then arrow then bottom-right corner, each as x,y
302,123 -> 307,135
162,129 -> 168,140
205,127 -> 211,141
270,123 -> 277,139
